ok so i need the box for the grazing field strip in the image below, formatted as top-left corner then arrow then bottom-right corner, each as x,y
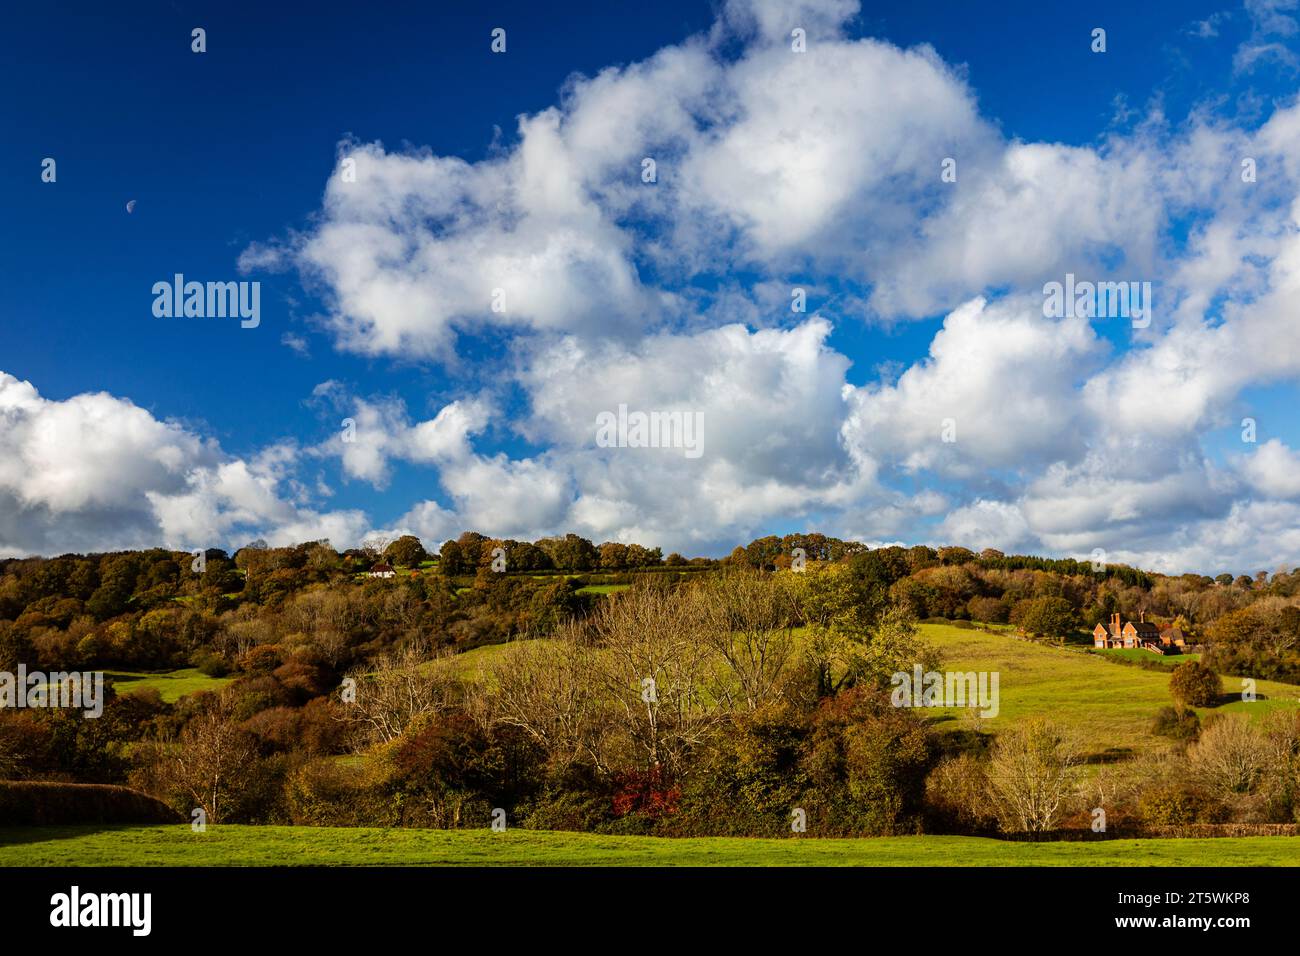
916,624 -> 1300,755
2,825 -> 1298,866
103,669 -> 233,703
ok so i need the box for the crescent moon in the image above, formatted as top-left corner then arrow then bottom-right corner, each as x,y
126,200 -> 136,213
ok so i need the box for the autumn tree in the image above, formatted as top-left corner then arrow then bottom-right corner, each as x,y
599,542 -> 630,571
384,535 -> 428,568
439,540 -> 467,575
1011,596 -> 1076,640
1206,603 -> 1300,682
539,534 -> 598,572
1169,660 -> 1222,708
792,565 -> 936,695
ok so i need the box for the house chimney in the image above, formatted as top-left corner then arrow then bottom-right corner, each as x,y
1140,609 -> 1145,623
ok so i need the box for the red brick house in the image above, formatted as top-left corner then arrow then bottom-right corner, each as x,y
1093,611 -> 1163,651
1157,626 -> 1190,651
1093,613 -> 1120,647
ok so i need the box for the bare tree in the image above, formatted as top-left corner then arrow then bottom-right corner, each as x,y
360,535 -> 392,562
985,719 -> 1081,832
1189,715 -> 1269,797
342,640 -> 455,746
381,586 -> 424,634
692,570 -> 799,710
215,604 -> 280,661
588,584 -> 721,779
478,631 -> 612,772
281,588 -> 355,667
156,695 -> 259,822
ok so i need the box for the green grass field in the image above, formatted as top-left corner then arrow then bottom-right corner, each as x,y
103,668 -> 232,703
1089,647 -> 1202,668
1,825 -> 1296,866
917,624 -> 1300,756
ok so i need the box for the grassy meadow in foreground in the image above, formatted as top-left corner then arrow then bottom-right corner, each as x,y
2,825 -> 1298,867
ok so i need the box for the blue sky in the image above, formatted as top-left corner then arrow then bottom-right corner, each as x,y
4,0 -> 1300,574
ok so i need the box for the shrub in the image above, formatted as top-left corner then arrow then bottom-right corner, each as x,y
227,675 -> 292,720
377,710 -> 545,828
668,704 -> 809,837
272,659 -> 331,702
595,811 -> 658,835
1138,785 -> 1210,827
297,696 -> 351,754
519,788 -> 612,832
285,757 -> 390,827
924,753 -> 998,834
0,711 -> 56,779
0,780 -> 180,825
801,688 -> 934,836
1169,661 -> 1222,708
192,649 -> 231,677
1151,705 -> 1201,742
238,644 -> 282,675
236,752 -> 294,823
610,768 -> 680,820
242,706 -> 302,753
1259,713 -> 1300,823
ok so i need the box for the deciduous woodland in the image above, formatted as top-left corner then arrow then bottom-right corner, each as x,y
2,532 -> 1299,836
